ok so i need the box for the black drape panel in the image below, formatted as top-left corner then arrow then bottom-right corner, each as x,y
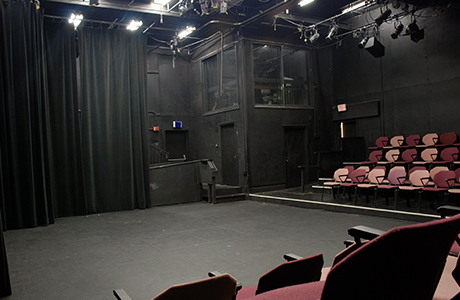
44,21 -> 87,217
79,28 -> 149,212
0,145 -> 11,297
0,0 -> 54,229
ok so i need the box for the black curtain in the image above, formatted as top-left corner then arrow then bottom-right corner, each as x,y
79,27 -> 149,213
44,21 -> 87,217
0,0 -> 54,230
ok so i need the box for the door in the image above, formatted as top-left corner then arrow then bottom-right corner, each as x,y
284,127 -> 306,188
165,130 -> 188,160
220,123 -> 239,186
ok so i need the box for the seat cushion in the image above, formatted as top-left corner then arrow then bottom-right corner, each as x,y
236,285 -> 258,300
245,281 -> 325,300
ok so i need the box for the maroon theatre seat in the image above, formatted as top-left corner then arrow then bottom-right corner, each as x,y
237,214 -> 460,300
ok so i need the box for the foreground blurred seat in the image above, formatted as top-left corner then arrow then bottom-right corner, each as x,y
113,273 -> 238,300
235,214 -> 460,300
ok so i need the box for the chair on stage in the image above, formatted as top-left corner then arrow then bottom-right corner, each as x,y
400,134 -> 421,148
321,168 -> 349,202
368,136 -> 389,150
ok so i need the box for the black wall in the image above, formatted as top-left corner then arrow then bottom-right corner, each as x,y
321,5 -> 460,150
146,4 -> 460,195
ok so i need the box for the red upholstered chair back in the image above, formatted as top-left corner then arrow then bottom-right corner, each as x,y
386,167 -> 406,185
374,136 -> 389,148
432,170 -> 455,188
255,253 -> 324,295
405,134 -> 421,147
439,132 -> 458,146
320,214 -> 460,300
152,273 -> 237,300
440,147 -> 459,162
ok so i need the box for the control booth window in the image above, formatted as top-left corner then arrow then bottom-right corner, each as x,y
253,43 -> 310,107
203,46 -> 238,112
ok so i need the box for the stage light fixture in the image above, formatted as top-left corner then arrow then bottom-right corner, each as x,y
308,27 -> 320,43
177,26 -> 196,39
326,21 -> 338,40
358,36 -> 369,49
298,0 -> 314,7
68,13 -> 83,30
342,0 -> 366,14
375,9 -> 391,26
127,20 -> 143,31
403,20 -> 424,43
391,23 -> 404,39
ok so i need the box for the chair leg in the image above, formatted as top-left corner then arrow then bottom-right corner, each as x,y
373,188 -> 378,207
321,185 -> 325,202
418,190 -> 423,213
394,189 -> 399,210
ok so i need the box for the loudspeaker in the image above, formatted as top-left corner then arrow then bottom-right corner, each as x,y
365,37 -> 385,58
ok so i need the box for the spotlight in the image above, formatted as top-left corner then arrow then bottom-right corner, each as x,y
358,36 -> 369,49
375,9 -> 391,26
364,37 -> 385,58
326,21 -> 338,40
298,0 -> 314,7
308,28 -> 320,43
68,13 -> 83,30
127,20 -> 143,31
391,23 -> 404,39
403,20 -> 424,43
177,26 -> 196,39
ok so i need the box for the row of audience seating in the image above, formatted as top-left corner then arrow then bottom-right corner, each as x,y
113,206 -> 460,300
322,165 -> 460,211
369,132 -> 460,150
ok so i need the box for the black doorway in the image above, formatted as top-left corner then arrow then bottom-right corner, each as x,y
284,127 -> 307,188
165,130 -> 188,160
220,123 -> 239,186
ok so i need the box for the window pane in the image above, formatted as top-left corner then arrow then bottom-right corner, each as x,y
253,44 -> 282,105
283,48 -> 309,106
222,48 -> 238,108
204,47 -> 238,112
204,54 -> 219,111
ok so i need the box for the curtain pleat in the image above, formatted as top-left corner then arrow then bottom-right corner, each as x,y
0,0 -> 54,230
1,1 -> 149,228
44,21 -> 87,217
79,28 -> 149,213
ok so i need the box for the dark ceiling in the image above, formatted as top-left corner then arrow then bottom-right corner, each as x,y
41,0 -> 360,44
40,0 -> 452,48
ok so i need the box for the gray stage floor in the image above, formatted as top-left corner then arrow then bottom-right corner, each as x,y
2,201 -> 417,300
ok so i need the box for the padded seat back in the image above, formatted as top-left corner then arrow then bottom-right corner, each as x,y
320,214 -> 460,300
432,171 -> 455,188
409,169 -> 430,187
152,274 -> 237,300
440,147 -> 459,162
420,148 -> 438,162
256,254 -> 324,295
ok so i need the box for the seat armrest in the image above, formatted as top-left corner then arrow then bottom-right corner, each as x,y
348,225 -> 386,244
208,271 -> 242,291
283,253 -> 304,261
113,289 -> 133,300
437,205 -> 460,218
